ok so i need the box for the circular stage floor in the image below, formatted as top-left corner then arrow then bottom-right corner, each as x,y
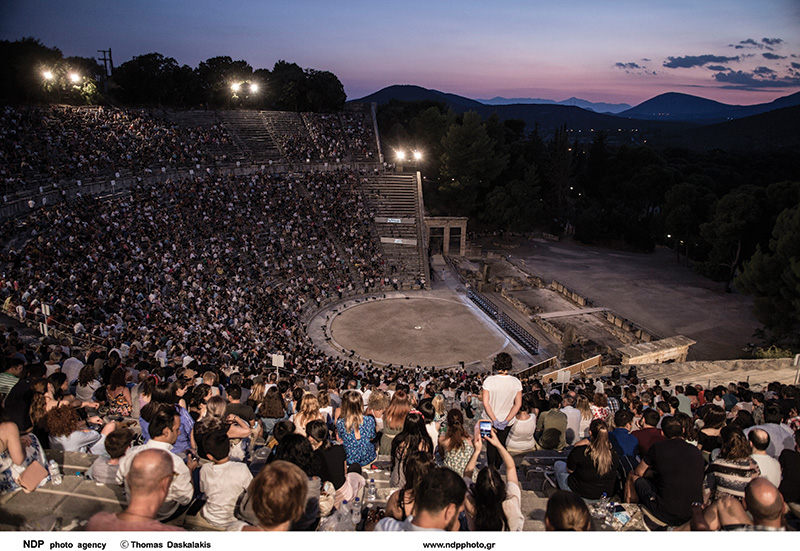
329,296 -> 507,367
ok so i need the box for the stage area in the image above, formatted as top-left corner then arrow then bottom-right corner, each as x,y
327,296 -> 508,367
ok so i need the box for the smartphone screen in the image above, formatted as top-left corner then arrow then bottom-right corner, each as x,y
479,421 -> 492,438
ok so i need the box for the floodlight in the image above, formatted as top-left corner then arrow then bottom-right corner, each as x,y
43,71 -> 54,80
249,83 -> 259,93
231,83 -> 241,92
413,151 -> 422,161
69,73 -> 81,84
395,150 -> 406,161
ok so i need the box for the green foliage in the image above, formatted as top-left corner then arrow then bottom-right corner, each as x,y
737,201 -> 800,348
0,38 -> 103,105
697,185 -> 765,291
662,177 -> 717,264
304,70 -> 346,112
114,53 -> 189,105
197,56 -> 254,107
439,111 -> 509,216
753,346 -> 795,359
0,38 -> 348,111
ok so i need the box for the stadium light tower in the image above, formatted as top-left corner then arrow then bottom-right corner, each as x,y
395,148 -> 423,172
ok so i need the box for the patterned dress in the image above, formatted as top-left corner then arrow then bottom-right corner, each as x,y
336,415 -> 377,466
442,439 -> 474,477
0,433 -> 47,494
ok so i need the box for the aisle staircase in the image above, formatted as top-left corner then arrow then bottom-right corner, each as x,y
215,110 -> 281,163
360,173 -> 428,287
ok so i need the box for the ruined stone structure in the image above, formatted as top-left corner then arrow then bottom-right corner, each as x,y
425,216 -> 468,256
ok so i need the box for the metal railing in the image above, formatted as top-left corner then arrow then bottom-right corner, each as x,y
467,289 -> 539,355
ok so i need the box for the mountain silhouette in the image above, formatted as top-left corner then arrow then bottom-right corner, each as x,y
353,85 -> 800,150
477,96 -> 631,114
620,91 -> 800,123
353,85 -> 686,138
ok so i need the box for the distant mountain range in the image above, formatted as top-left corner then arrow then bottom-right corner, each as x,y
355,85 -> 686,137
620,91 -> 800,123
477,96 -> 631,114
352,85 -> 800,150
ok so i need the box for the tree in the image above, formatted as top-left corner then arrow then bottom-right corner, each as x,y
0,38 -> 64,104
662,178 -> 717,264
305,69 -> 346,112
545,125 -> 573,225
698,185 -> 765,292
481,164 -> 543,231
270,60 -> 306,111
737,203 -> 800,348
197,56 -> 253,107
439,111 -> 508,216
113,53 -> 183,105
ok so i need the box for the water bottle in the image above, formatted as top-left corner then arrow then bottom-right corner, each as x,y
351,496 -> 362,526
597,493 -> 612,525
48,460 -> 63,485
367,478 -> 377,501
338,500 -> 354,531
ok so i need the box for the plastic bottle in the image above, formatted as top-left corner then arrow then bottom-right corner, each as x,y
367,478 -> 377,501
48,460 -> 63,485
597,493 -> 612,525
339,500 -> 354,531
351,496 -> 362,527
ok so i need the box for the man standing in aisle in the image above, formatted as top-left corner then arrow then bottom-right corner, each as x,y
482,352 -> 522,469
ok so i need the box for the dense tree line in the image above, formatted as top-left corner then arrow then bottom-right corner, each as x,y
378,100 -> 800,348
0,38 -> 346,112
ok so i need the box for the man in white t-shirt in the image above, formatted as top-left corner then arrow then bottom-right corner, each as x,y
481,352 -> 522,469
61,353 -> 85,385
199,428 -> 253,528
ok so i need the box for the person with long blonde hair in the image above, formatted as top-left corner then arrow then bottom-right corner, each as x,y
246,381 -> 266,411
292,393 -> 322,437
576,394 -> 593,439
553,419 -> 618,499
335,390 -> 376,466
380,390 -> 411,455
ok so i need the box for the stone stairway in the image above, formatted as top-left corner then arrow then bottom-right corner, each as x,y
360,173 -> 427,287
216,110 -> 282,163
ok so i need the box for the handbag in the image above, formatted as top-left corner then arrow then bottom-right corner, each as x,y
15,460 -> 48,493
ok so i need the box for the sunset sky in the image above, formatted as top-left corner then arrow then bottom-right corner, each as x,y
2,0 -> 799,106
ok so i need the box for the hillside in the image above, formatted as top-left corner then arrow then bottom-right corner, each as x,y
658,104 -> 800,151
621,91 -> 800,123
354,85 -> 687,138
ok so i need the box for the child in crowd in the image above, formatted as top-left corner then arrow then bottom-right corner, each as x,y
199,428 -> 253,529
88,427 -> 133,485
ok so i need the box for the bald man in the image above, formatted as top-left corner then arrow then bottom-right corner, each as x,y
749,429 -> 781,487
681,477 -> 787,531
87,449 -> 186,531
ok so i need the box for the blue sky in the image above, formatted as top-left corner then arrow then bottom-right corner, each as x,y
2,0 -> 799,105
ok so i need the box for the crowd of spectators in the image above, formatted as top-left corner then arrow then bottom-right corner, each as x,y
0,101 -> 797,532
0,106 -> 236,195
278,112 -> 377,163
2,324 -> 799,531
1,168 -> 400,366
